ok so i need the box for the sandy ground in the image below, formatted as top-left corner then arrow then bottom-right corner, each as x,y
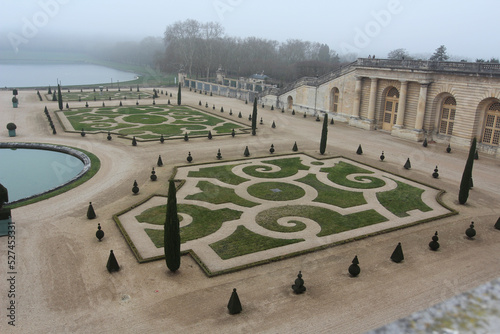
1,88 -> 500,333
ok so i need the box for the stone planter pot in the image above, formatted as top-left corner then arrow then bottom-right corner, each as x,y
8,129 -> 16,137
12,102 -> 18,108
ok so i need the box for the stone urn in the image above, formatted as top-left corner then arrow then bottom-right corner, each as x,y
6,123 -> 16,137
12,96 -> 18,108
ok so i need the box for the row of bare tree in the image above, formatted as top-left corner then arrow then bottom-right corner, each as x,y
158,19 -> 342,84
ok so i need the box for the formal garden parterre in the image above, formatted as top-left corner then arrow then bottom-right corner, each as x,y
115,154 -> 454,276
58,104 -> 247,140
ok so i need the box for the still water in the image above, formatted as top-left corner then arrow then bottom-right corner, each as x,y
0,148 -> 84,202
0,63 -> 138,88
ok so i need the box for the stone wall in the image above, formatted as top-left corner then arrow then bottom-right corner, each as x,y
267,59 -> 500,157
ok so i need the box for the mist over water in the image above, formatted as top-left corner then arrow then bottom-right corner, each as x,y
0,63 -> 139,88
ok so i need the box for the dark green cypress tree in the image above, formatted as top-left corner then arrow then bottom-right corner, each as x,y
251,97 -> 257,135
164,180 -> 180,272
458,137 -> 477,204
319,114 -> 328,154
57,84 -> 63,111
177,83 -> 181,106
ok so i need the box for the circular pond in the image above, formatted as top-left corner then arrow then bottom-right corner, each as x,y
0,143 -> 90,204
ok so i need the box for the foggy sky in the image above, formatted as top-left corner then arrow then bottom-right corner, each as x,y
1,0 -> 498,60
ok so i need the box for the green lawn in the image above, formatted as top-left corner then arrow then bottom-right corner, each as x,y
247,182 -> 306,201
255,205 -> 387,237
377,180 -> 433,217
242,157 -> 309,178
188,164 -> 248,185
297,173 -> 366,208
321,161 -> 386,189
141,204 -> 243,248
186,181 -> 259,207
210,225 -> 304,260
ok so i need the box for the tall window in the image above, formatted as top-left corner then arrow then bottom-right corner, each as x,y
439,96 -> 456,135
482,102 -> 500,145
287,96 -> 293,110
332,87 -> 339,112
382,87 -> 399,130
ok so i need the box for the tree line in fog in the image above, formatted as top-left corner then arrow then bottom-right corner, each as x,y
158,19 -> 343,84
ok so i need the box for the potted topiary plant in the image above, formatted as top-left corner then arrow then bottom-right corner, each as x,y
6,123 -> 17,137
12,96 -> 18,108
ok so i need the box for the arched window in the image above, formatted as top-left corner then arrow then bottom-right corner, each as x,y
482,102 -> 500,145
331,87 -> 339,113
439,96 -> 456,135
287,96 -> 293,110
382,87 -> 399,131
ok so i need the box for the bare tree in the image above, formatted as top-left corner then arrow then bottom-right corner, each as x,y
164,19 -> 202,77
387,48 -> 412,60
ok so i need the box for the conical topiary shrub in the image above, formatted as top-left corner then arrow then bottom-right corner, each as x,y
207,131 -> 212,140
292,141 -> 298,152
132,180 -> 139,194
292,109 -> 295,115
238,111 -> 242,118
292,271 -> 306,294
106,250 -> 120,273
272,121 -> 276,128
184,133 -> 189,141
404,158 -> 411,169
390,242 -> 404,263
465,222 -> 476,239
81,128 -> 86,137
422,138 -> 428,147
87,202 -> 96,219
96,223 -> 104,241
330,118 -> 334,125
231,129 -> 235,137
150,167 -> 157,181
132,136 -> 137,146
244,146 -> 250,157
446,144 -> 451,153
157,155 -> 163,167
494,217 -> 500,230
227,289 -> 242,314
160,134 -> 164,143
348,255 -> 360,277
356,144 -> 363,155
429,231 -> 439,251
220,106 -> 224,113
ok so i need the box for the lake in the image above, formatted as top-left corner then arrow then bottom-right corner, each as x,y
0,63 -> 139,88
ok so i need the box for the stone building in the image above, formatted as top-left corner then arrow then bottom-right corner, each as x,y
262,58 -> 500,157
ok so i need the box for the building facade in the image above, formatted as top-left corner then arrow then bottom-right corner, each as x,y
262,58 -> 500,157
